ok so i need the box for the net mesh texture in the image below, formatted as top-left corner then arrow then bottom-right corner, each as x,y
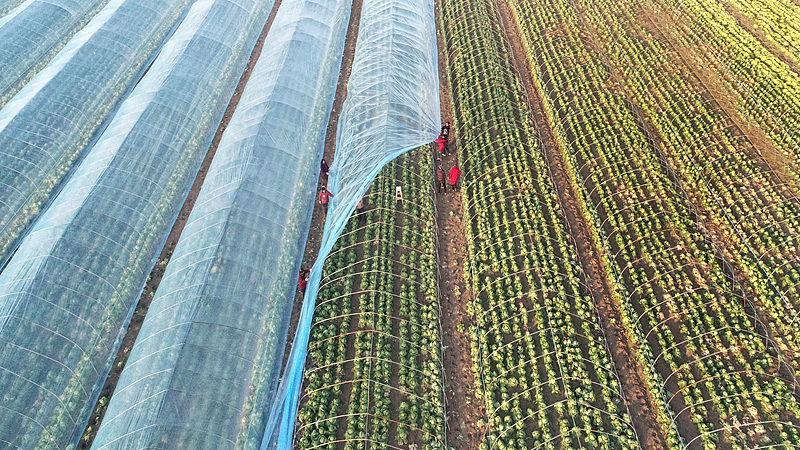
0,0 -> 27,17
262,0 -> 440,446
0,0 -> 272,447
90,0 -> 352,447
0,0 -> 192,268
0,0 -> 115,108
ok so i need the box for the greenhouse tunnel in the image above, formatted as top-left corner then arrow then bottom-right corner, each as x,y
0,0 -> 273,446
91,0 -> 352,446
0,0 -> 115,108
262,0 -> 440,445
0,0 -> 195,268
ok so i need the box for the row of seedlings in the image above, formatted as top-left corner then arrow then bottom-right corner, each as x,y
571,0 -> 800,374
716,0 -> 800,70
440,0 -> 640,447
296,148 -> 445,449
656,0 -> 800,180
508,0 -> 800,447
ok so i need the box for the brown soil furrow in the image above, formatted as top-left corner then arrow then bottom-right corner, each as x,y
433,0 -> 487,447
490,0 -> 669,447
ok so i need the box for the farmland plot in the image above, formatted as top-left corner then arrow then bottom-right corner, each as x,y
296,149 -> 445,449
506,0 -> 800,446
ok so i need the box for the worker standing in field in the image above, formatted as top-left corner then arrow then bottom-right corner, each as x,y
356,197 -> 366,224
441,121 -> 452,156
318,186 -> 334,212
449,165 -> 461,191
436,165 -> 446,193
434,134 -> 446,160
298,267 -> 310,293
441,121 -> 451,142
320,158 -> 329,179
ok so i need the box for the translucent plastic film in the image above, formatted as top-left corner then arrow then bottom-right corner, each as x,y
0,0 -> 191,268
91,0 -> 351,447
0,0 -> 113,108
0,0 -> 272,447
263,0 -> 440,445
0,0 -> 26,18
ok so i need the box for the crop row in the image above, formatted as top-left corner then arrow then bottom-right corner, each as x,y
568,0 -> 800,377
508,0 -> 800,447
719,0 -> 800,70
440,0 -> 641,447
296,149 -> 445,450
655,0 -> 800,182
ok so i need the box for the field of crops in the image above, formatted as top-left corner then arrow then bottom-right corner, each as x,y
0,0 -> 799,448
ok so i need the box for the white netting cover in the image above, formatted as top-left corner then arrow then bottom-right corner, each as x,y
0,0 -> 27,17
90,0 -> 351,447
0,0 -> 113,108
0,0 -> 272,447
0,0 -> 191,268
262,0 -> 440,446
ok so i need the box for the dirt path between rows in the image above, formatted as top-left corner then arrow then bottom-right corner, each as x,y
279,0 -> 364,376
490,0 -> 668,447
432,0 -> 487,447
78,1 -> 284,445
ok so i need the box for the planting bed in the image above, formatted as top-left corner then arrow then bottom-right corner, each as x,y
295,148 -> 446,449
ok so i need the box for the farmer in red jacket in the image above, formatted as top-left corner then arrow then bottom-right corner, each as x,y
320,158 -> 329,179
318,186 -> 334,212
434,134 -> 447,160
298,267 -> 310,293
449,165 -> 461,191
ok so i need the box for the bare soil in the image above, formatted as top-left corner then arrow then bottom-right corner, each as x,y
280,0 -> 364,374
279,0 -> 364,444
490,0 -> 669,447
433,0 -> 488,446
77,1 -> 284,446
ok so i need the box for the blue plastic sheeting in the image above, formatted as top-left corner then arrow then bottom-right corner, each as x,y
0,0 -> 192,269
262,0 -> 440,445
0,0 -> 272,447
90,1 -> 352,447
0,0 -> 114,109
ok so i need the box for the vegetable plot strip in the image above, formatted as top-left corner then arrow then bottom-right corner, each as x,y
441,0 -> 640,448
0,0 -> 273,447
719,0 -> 800,70
0,0 -> 192,269
511,0 -> 800,447
573,0 -> 800,378
296,149 -> 445,449
656,0 -> 800,182
92,0 -> 350,446
0,0 -> 114,109
263,0 -> 440,444
641,0 -> 800,339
